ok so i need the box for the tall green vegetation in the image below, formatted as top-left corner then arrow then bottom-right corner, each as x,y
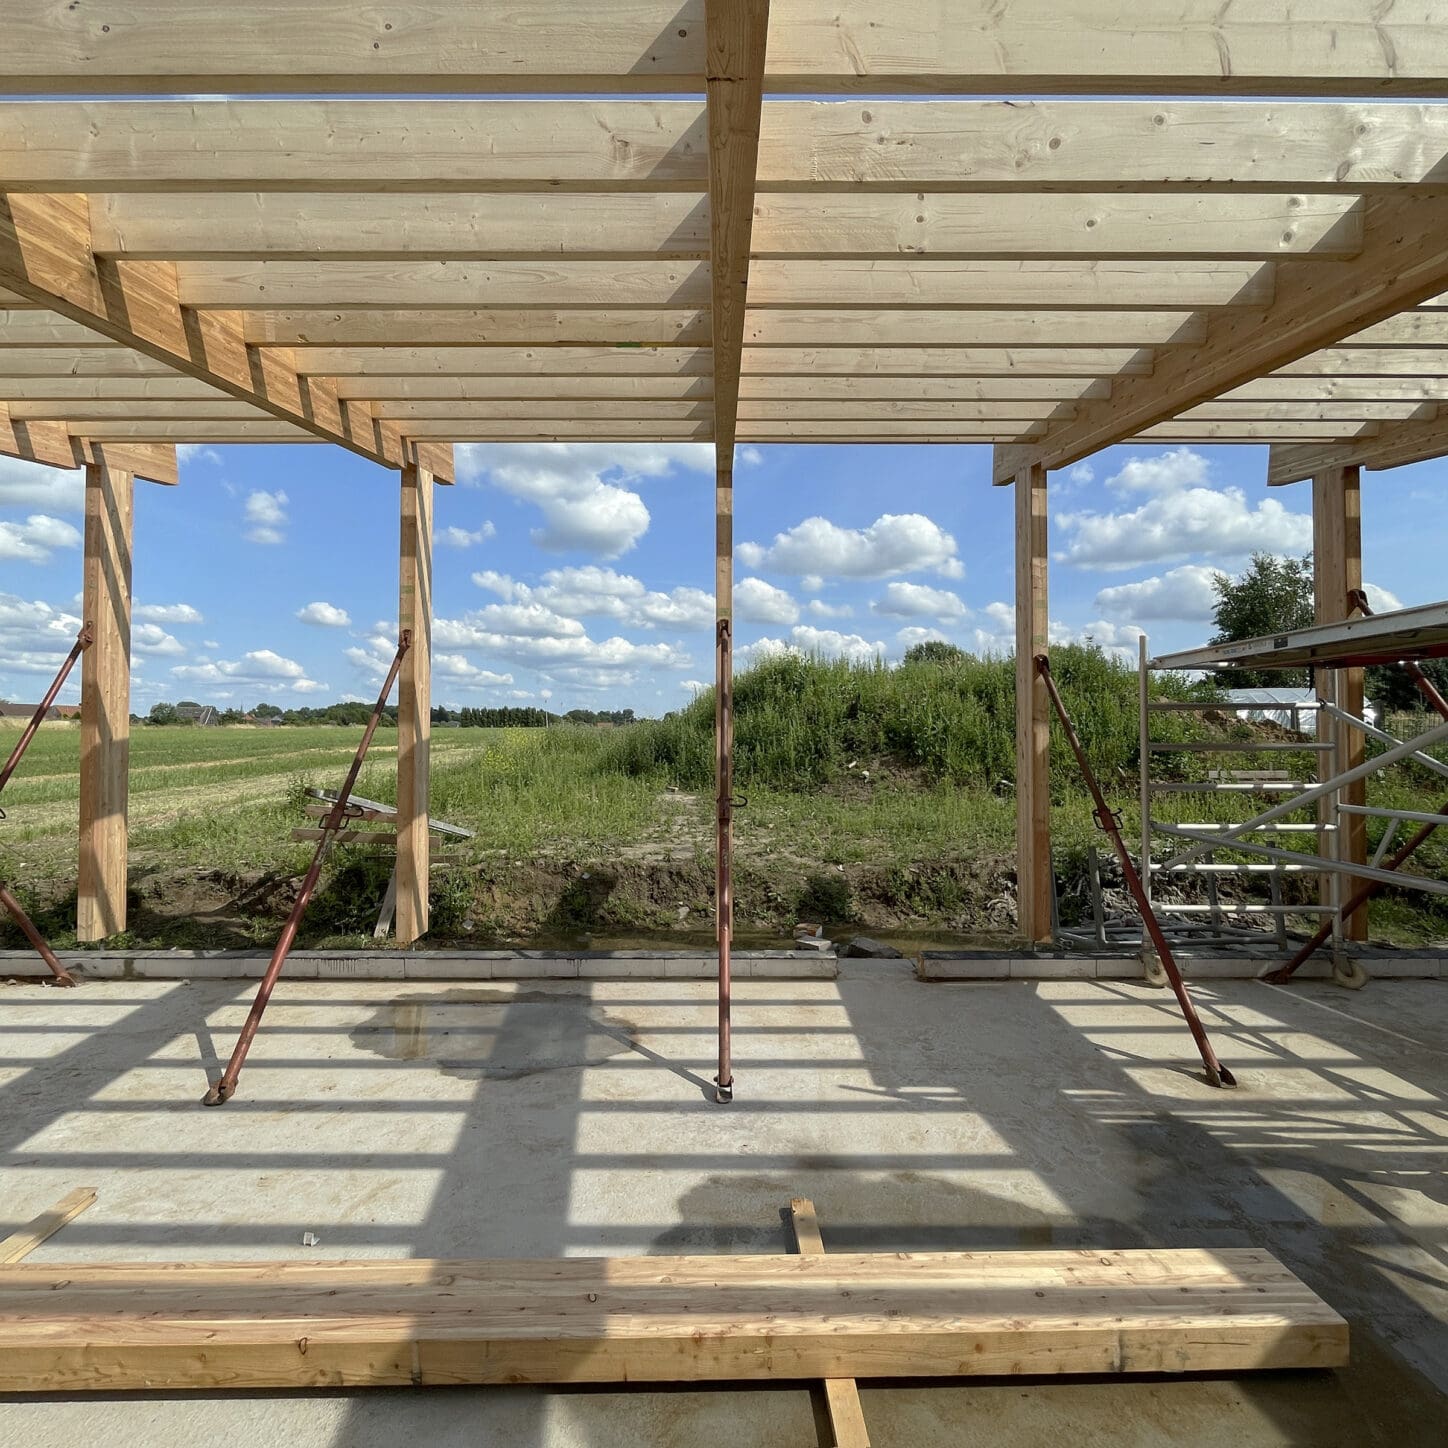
604,644 -> 1203,792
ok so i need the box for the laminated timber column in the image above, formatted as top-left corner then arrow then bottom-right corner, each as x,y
1015,462 -> 1052,944
1313,465 -> 1368,941
77,459 -> 132,941
396,462 -> 433,945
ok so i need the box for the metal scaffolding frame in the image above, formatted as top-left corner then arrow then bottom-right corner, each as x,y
1145,603 -> 1448,979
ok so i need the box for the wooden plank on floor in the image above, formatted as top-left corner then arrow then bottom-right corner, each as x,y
789,1198 -> 870,1448
0,1248 -> 1348,1392
0,1189 -> 97,1265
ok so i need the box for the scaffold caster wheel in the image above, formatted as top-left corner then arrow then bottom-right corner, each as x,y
713,1076 -> 734,1104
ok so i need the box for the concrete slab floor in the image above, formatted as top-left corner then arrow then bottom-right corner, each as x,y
1,964 -> 1445,1447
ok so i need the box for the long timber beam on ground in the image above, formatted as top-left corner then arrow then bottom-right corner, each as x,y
0,1246 -> 1346,1393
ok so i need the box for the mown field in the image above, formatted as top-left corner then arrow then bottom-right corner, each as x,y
2,647 -> 1446,950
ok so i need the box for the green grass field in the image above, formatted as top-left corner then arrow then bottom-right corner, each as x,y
2,646 -> 1446,949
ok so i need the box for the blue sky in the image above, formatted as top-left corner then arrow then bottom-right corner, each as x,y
0,440 -> 1438,714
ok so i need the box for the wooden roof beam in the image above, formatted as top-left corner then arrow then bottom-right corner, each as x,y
706,0 -> 769,459
91,191 -> 1362,264
1269,410 -> 1448,485
0,4 -> 705,93
993,193 -> 1448,483
0,399 -> 177,484
0,194 -> 452,481
163,258 -> 1275,312
8,100 -> 1447,194
1,4 -> 1443,95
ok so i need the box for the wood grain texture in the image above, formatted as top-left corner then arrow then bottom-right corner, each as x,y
0,194 -> 445,477
1269,411 -> 1448,483
0,400 -> 177,484
0,1248 -> 1347,1393
0,1189 -> 97,1266
1014,462 -> 1052,946
1,4 -> 1441,95
94,193 -> 712,260
789,1200 -> 871,1448
78,460 -> 132,942
396,465 -> 433,946
0,4 -> 707,93
758,100 -> 1448,190
706,0 -> 770,457
89,190 -> 1360,263
995,193 -> 1448,480
1313,467 -> 1368,941
764,3 -> 1448,95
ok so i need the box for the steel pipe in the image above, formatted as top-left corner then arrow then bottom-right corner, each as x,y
1037,656 -> 1235,1088
203,634 -> 410,1105
714,617 -> 734,1104
0,624 -> 92,986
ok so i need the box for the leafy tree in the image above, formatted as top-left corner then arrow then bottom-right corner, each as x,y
903,640 -> 967,667
1210,551 -> 1447,706
1210,553 -> 1315,687
147,701 -> 178,725
252,702 -> 283,718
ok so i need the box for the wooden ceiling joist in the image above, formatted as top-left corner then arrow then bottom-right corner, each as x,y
993,193 -> 1448,482
158,258 -> 1276,313
242,310 -> 711,348
3,13 -> 1448,465
2,4 -> 1443,95
705,0 -> 769,463
0,399 -> 177,484
88,191 -> 1362,265
289,346 -> 714,378
0,194 -> 453,480
1269,410 -> 1448,486
8,99 -> 1447,195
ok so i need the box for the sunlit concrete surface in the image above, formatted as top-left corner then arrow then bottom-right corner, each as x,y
2,965 -> 1445,1447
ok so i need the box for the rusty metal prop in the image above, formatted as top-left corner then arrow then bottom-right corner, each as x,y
203,634 -> 410,1106
1037,656 -> 1236,1088
1264,590 -> 1448,984
0,624 -> 92,986
714,617 -> 734,1103
0,624 -> 91,797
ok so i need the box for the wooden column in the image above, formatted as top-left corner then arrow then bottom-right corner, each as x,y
1014,462 -> 1052,944
396,462 -> 433,945
77,460 -> 132,941
1313,465 -> 1367,941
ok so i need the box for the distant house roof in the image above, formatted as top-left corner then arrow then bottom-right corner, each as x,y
176,704 -> 220,725
0,702 -> 58,721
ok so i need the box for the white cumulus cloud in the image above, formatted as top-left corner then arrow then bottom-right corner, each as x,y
738,513 -> 961,580
133,622 -> 185,657
735,577 -> 799,625
456,442 -> 711,558
296,601 -> 352,628
473,565 -> 713,632
244,489 -> 288,545
873,581 -> 968,620
172,648 -> 323,693
0,457 -> 83,512
743,626 -> 887,664
136,603 -> 203,625
1094,564 -> 1222,621
0,513 -> 80,564
439,521 -> 496,549
1104,447 -> 1211,494
1055,488 -> 1312,570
